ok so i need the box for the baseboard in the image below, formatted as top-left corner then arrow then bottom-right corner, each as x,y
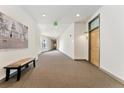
74,59 -> 88,62
58,50 -> 89,62
0,76 -> 5,83
57,50 -> 74,60
0,66 -> 32,83
100,68 -> 124,84
0,71 -> 16,83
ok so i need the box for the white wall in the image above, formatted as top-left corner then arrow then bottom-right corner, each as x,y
58,6 -> 124,82
74,22 -> 88,60
57,22 -> 88,60
0,6 -> 40,80
40,35 -> 54,52
88,6 -> 124,81
57,24 -> 74,59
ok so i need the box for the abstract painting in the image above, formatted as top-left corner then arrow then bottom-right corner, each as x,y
0,12 -> 28,49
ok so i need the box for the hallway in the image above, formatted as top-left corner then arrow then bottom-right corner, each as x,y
0,50 -> 123,88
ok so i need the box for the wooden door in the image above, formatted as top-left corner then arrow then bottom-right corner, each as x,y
89,28 -> 100,67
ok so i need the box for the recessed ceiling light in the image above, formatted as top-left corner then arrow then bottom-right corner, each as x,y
76,13 -> 80,17
42,14 -> 46,17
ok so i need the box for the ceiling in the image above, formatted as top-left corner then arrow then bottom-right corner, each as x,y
22,5 -> 101,39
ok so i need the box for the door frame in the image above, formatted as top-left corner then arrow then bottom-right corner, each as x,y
88,14 -> 100,67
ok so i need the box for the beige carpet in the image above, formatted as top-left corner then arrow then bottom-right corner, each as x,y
0,50 -> 124,88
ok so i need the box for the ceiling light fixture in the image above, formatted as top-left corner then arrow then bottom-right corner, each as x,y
76,13 -> 80,17
42,14 -> 46,17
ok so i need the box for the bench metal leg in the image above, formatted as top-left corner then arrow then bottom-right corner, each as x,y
5,68 -> 10,81
33,59 -> 36,67
25,64 -> 29,68
17,67 -> 21,81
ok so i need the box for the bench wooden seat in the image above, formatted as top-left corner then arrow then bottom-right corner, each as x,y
4,58 -> 36,81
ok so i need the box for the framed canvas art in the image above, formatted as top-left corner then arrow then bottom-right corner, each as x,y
0,12 -> 28,49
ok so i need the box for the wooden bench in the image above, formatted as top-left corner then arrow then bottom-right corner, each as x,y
4,58 -> 36,81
